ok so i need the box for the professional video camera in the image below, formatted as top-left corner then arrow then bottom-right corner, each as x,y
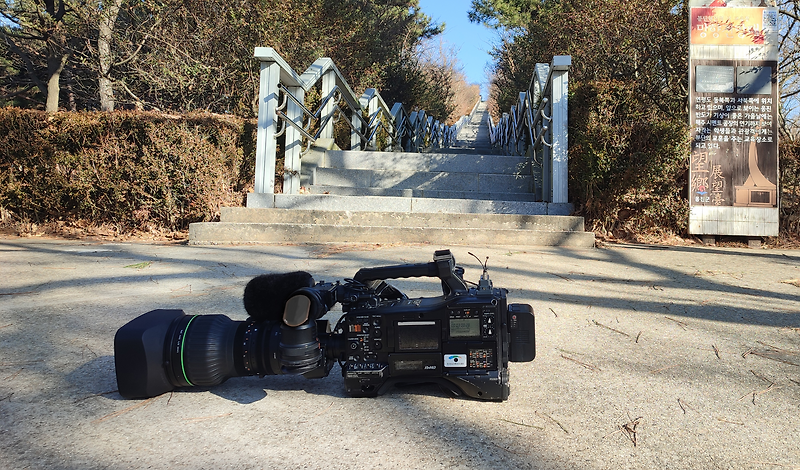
114,250 -> 535,401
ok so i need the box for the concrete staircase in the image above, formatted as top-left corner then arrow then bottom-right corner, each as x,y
189,102 -> 594,247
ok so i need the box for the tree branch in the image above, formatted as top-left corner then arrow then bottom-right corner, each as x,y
0,85 -> 36,102
112,18 -> 162,68
1,31 -> 47,95
779,9 -> 800,22
781,88 -> 800,99
1,25 -> 47,42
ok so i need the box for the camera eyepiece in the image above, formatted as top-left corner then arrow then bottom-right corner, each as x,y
282,288 -> 328,327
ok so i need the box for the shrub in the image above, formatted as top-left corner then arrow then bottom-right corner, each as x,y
0,108 -> 258,233
569,80 -> 690,240
780,138 -> 800,239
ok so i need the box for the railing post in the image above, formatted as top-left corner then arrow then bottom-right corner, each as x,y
391,103 -> 406,151
320,71 -> 336,139
516,93 -> 526,156
405,111 -> 419,152
550,56 -> 570,204
432,120 -> 437,148
254,61 -> 280,195
351,110 -> 361,150
501,112 -> 509,155
368,97 -> 379,150
416,111 -> 426,151
542,113 -> 552,202
283,86 -> 304,194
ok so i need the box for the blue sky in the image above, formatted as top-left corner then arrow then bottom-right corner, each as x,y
418,0 -> 497,98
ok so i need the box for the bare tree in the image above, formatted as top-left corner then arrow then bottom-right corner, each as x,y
417,38 -> 480,124
778,0 -> 800,139
96,0 -> 123,111
1,0 -> 79,112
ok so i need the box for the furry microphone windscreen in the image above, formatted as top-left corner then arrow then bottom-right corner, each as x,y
243,271 -> 314,322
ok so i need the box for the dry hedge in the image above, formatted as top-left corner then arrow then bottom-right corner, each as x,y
569,80 -> 690,239
0,108 -> 258,233
780,138 -> 800,237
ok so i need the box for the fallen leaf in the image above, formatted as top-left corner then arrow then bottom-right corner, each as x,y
124,261 -> 152,269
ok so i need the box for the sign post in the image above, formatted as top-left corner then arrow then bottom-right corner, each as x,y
688,0 -> 780,239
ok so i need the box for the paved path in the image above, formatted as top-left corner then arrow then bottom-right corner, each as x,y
451,101 -> 494,154
0,237 -> 798,469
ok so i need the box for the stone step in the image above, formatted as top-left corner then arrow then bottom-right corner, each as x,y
324,150 -> 525,174
311,167 -> 532,193
245,193 -> 574,216
435,146 -> 496,155
188,209 -> 595,247
220,207 -> 585,231
306,185 -> 539,202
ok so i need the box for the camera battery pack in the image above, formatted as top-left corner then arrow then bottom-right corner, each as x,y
508,304 -> 536,362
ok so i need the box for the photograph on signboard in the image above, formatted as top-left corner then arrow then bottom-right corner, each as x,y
736,66 -> 772,94
695,66 -> 735,93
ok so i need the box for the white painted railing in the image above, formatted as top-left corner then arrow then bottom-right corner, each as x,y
489,56 -> 571,204
252,47 -> 463,196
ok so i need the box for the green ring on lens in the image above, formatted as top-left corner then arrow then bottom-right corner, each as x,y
180,315 -> 198,386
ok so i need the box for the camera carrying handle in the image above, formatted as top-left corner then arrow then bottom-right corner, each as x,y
353,250 -> 467,295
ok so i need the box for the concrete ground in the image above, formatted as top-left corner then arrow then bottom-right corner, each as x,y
0,237 -> 798,470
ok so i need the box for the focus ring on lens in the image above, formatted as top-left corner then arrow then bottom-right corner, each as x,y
279,322 -> 322,374
181,314 -> 238,387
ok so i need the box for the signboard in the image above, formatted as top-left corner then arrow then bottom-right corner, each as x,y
688,0 -> 780,237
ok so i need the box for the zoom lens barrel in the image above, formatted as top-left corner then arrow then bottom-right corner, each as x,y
114,309 -> 321,399
164,314 -> 239,388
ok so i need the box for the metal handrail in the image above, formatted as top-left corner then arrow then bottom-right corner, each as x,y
487,55 -> 571,203
489,61 -> 565,155
252,47 -> 475,195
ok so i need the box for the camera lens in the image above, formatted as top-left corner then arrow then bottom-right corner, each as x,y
164,313 -> 292,388
279,322 -> 323,375
115,309 -> 287,398
165,314 -> 238,387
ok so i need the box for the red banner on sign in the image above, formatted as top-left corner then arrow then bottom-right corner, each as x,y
691,7 -> 766,45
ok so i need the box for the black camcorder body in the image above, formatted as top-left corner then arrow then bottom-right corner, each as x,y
114,250 -> 535,401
